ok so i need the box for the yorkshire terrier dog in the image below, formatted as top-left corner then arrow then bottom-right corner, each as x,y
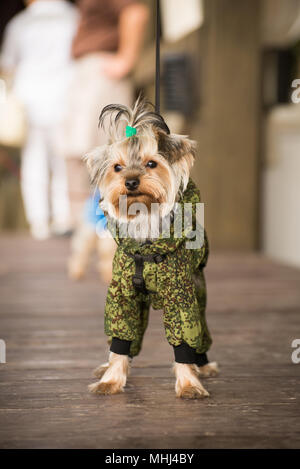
84,97 -> 218,399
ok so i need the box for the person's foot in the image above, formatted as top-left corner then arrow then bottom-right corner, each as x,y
51,221 -> 73,238
30,223 -> 50,240
53,229 -> 73,238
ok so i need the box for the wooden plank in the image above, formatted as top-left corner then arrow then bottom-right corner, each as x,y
0,236 -> 300,448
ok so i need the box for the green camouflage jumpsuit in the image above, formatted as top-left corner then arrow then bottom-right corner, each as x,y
104,179 -> 212,358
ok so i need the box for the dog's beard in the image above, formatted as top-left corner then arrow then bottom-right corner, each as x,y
103,178 -> 174,220
118,209 -> 174,241
100,188 -> 176,241
124,193 -> 157,214
99,161 -> 180,239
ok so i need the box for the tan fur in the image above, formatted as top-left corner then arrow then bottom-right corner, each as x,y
173,363 -> 209,399
68,224 -> 96,280
195,361 -> 219,378
88,352 -> 130,395
100,142 -> 174,221
93,362 -> 109,379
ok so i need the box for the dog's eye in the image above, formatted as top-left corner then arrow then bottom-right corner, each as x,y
114,164 -> 123,172
146,160 -> 157,169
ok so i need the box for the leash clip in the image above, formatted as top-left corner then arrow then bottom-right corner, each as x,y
132,252 -> 147,293
153,253 -> 165,264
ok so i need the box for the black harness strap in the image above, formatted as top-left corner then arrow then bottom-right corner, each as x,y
132,253 -> 145,292
125,251 -> 166,293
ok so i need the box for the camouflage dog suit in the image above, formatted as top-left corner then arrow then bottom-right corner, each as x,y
105,179 -> 212,364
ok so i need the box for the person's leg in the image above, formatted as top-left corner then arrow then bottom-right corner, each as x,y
64,57 -> 133,275
65,158 -> 92,283
49,127 -> 72,234
60,56 -> 97,159
65,158 -> 90,228
96,232 -> 116,284
72,54 -> 133,148
60,56 -> 97,228
94,71 -> 133,147
21,127 -> 50,239
68,222 -> 97,280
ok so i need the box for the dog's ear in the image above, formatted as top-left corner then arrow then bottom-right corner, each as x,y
156,130 -> 196,166
156,130 -> 196,190
83,145 -> 109,186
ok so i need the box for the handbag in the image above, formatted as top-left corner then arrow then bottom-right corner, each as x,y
0,79 -> 27,148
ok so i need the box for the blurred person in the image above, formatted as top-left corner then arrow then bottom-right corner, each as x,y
0,0 -> 78,239
68,190 -> 116,283
65,0 -> 149,281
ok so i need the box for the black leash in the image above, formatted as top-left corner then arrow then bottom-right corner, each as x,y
155,0 -> 161,114
123,3 -> 162,293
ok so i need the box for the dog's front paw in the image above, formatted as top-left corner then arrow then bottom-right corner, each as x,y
88,352 -> 129,396
195,361 -> 219,378
88,380 -> 124,395
177,382 -> 209,399
174,363 -> 210,399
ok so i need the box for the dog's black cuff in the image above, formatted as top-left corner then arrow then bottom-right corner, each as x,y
110,337 -> 132,355
173,342 -> 196,364
195,352 -> 209,367
173,342 -> 209,366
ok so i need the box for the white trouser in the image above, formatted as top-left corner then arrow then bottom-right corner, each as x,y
21,126 -> 71,230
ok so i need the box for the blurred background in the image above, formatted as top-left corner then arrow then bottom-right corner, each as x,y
1,1 -> 300,449
0,0 -> 300,267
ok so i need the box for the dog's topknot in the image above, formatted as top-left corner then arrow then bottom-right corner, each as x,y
85,96 -> 196,195
98,95 -> 170,141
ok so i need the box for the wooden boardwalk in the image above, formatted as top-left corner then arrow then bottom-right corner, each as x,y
0,236 -> 299,449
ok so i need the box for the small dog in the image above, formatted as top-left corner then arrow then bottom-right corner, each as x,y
84,97 -> 218,399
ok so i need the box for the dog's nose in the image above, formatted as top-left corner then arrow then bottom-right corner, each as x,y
125,178 -> 140,191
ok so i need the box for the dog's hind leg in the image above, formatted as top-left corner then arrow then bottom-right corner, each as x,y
88,352 -> 130,395
93,361 -> 109,379
195,361 -> 219,378
173,363 -> 209,399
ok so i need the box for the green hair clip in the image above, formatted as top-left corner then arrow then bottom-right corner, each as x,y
125,125 -> 137,138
